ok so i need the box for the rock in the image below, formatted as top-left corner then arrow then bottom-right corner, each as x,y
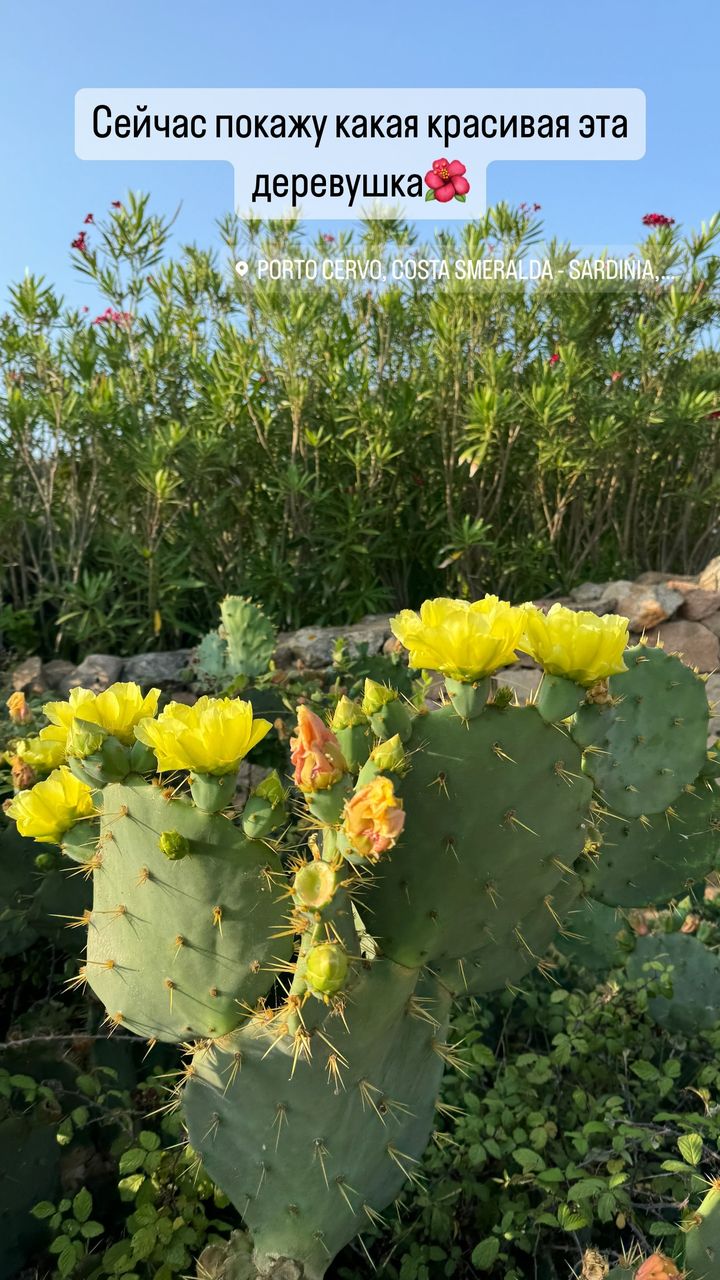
41,658 -> 76,694
647,620 -> 720,673
635,570 -> 671,585
274,615 -> 392,670
120,650 -> 193,689
613,583 -> 684,632
598,579 -> 635,603
569,582 -> 605,604
492,666 -> 542,703
533,595 -> 618,618
68,654 -> 123,693
531,596 -> 576,613
663,576 -> 699,593
11,655 -> 45,695
699,555 -> 720,593
680,588 -> 720,621
701,611 -> 720,639
383,635 -> 404,656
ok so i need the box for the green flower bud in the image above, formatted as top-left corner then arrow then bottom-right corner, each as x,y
305,942 -> 348,997
361,679 -> 398,716
331,696 -> 367,731
370,733 -> 406,773
159,830 -> 192,861
252,769 -> 285,807
67,718 -> 106,760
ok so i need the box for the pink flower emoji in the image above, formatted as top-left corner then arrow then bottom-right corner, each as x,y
548,353 -> 560,367
425,158 -> 470,204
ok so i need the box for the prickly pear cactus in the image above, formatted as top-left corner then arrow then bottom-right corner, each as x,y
685,1184 -> 720,1278
195,596 -> 276,690
6,596 -> 718,1280
626,930 -> 720,1035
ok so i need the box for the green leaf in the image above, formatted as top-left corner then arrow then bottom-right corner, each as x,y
131,1224 -> 157,1259
139,1130 -> 161,1151
81,1220 -> 105,1239
59,1245 -> 80,1277
73,1187 -> 92,1223
512,1147 -> 545,1172
49,1234 -> 71,1254
471,1238 -> 500,1269
425,190 -> 435,201
678,1133 -> 703,1166
454,194 -> 467,202
119,1148 -> 146,1174
118,1174 -> 145,1201
31,1201 -> 56,1219
630,1059 -> 657,1080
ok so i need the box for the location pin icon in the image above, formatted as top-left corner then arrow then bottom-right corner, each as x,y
235,260 -> 249,278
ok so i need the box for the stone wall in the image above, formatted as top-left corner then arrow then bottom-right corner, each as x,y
11,560 -> 720,739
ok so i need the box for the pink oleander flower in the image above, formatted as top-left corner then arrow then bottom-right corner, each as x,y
642,212 -> 675,227
611,370 -> 623,382
290,705 -> 347,792
424,158 -> 470,204
84,213 -> 94,224
548,353 -> 560,366
71,231 -> 88,252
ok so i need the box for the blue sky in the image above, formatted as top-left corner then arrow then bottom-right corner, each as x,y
1,0 -> 718,308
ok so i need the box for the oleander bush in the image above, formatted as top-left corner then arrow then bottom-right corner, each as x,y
1,197 -> 719,659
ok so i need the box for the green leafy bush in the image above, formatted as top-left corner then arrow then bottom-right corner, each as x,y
1,197 -> 719,657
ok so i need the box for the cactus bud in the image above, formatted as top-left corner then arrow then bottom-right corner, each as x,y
370,734 -> 406,774
361,679 -> 397,716
304,942 -> 348,997
331,696 -> 367,731
159,830 -> 192,861
6,691 -> 32,725
67,718 -> 106,760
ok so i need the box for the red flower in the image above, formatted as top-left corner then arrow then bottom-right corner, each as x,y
84,213 -> 94,224
533,202 -> 542,212
71,231 -> 88,252
707,410 -> 720,421
111,200 -> 122,208
548,353 -> 560,366
425,158 -> 470,203
322,233 -> 335,243
610,370 -> 623,382
642,212 -> 675,227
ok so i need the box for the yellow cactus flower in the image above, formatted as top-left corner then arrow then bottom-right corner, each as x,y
520,603 -> 629,686
6,766 -> 96,845
6,691 -> 32,725
290,705 -> 347,792
134,696 -> 271,776
343,775 -> 405,861
390,596 -> 525,681
11,732 -> 66,774
44,683 -> 160,748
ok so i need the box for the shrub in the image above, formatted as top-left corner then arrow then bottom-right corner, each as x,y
1,197 -> 719,657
